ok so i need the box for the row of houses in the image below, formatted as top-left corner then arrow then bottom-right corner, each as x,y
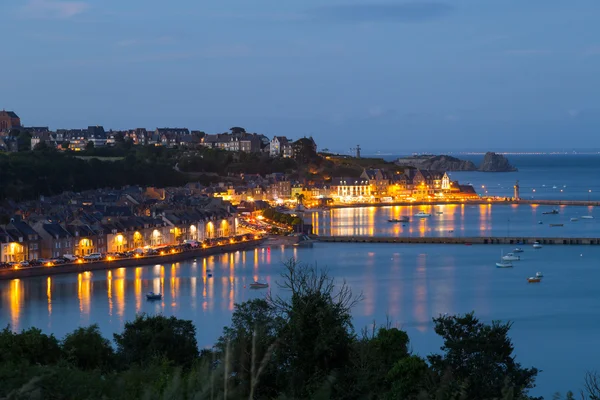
0,208 -> 237,263
27,126 -> 311,158
207,168 -> 478,205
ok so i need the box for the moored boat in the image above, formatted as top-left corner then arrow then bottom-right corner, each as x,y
533,242 -> 542,249
415,211 -> 431,218
502,252 -> 520,261
146,292 -> 162,300
513,247 -> 524,253
535,272 -> 543,278
527,277 -> 542,283
249,281 -> 269,289
543,209 -> 559,215
549,223 -> 564,227
388,216 -> 410,223
570,218 -> 579,222
496,261 -> 513,268
582,215 -> 594,219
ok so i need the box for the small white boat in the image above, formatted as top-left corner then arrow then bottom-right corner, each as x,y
496,261 -> 513,268
249,281 -> 269,289
535,272 -> 543,278
497,250 -> 513,268
571,218 -> 579,222
415,211 -> 431,218
582,216 -> 594,219
146,292 -> 162,300
533,242 -> 542,249
502,252 -> 520,261
537,221 -> 543,225
527,276 -> 542,283
513,247 -> 524,253
552,185 -> 557,189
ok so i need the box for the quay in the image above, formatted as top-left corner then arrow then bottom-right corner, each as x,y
0,238 -> 266,281
317,236 -> 600,245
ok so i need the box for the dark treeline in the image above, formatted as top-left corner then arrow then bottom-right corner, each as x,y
0,259 -> 593,400
0,145 -> 188,202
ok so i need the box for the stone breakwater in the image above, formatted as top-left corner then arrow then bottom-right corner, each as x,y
317,236 -> 600,245
0,238 -> 266,281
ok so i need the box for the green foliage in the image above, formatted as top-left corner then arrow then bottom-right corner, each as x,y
113,314 -> 199,368
16,131 -> 32,151
0,326 -> 61,366
262,208 -> 301,226
0,146 -> 189,201
427,312 -> 540,400
216,299 -> 282,398
61,324 -> 115,371
386,355 -> 430,399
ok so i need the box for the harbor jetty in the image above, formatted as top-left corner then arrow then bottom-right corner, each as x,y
317,236 -> 600,245
0,238 -> 265,281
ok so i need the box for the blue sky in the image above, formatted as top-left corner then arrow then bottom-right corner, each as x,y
4,0 -> 600,153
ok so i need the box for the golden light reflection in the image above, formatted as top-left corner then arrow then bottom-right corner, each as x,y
229,276 -> 234,311
10,279 -> 22,329
191,276 -> 197,310
115,275 -> 125,317
135,267 -> 142,312
170,264 -> 178,301
107,270 -> 113,316
478,204 -> 491,234
46,277 -> 52,316
221,277 -> 228,311
78,272 -> 91,318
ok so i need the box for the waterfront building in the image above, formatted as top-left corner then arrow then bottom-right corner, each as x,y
361,169 -> 391,200
0,216 -> 41,262
331,177 -> 371,202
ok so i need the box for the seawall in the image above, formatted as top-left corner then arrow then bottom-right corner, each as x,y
317,236 -> 600,245
0,239 -> 266,281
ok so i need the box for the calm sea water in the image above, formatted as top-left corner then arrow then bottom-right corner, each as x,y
308,204 -> 599,238
1,243 -> 599,397
1,156 -> 599,397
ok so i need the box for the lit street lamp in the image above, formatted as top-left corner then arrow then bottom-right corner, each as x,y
589,189 -> 592,202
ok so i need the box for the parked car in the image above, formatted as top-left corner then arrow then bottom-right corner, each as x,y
83,253 -> 103,261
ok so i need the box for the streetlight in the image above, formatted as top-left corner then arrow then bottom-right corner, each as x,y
589,189 -> 592,202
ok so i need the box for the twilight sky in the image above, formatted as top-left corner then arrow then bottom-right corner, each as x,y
4,0 -> 600,153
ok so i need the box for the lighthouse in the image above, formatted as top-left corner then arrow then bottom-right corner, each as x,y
513,180 -> 520,200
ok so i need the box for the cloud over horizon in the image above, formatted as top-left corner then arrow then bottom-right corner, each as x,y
22,0 -> 88,19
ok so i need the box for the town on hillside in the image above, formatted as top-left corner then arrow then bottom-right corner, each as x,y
0,110 -> 481,266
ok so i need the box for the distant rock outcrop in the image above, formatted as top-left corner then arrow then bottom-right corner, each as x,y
478,152 -> 517,172
395,155 -> 477,171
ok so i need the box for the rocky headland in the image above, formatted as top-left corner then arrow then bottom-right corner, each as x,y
395,152 -> 517,172
478,152 -> 517,172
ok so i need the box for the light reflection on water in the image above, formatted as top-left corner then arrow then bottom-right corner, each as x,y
1,244 -> 600,397
308,204 -> 599,238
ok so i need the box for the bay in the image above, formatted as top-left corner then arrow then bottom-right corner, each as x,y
1,243 -> 598,398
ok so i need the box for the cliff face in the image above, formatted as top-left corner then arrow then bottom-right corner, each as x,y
395,155 -> 477,171
478,152 -> 517,172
